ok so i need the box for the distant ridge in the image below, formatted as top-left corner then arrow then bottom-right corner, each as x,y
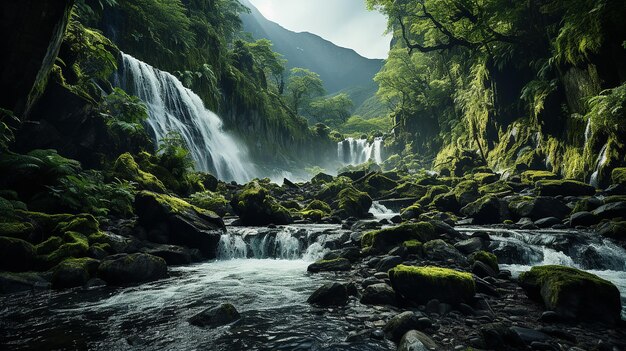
239,0 -> 384,95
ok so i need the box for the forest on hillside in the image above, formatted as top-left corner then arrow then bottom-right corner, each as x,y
1,0 -> 626,350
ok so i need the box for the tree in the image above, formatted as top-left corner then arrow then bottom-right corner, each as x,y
285,68 -> 325,114
307,93 -> 353,126
244,39 -> 286,93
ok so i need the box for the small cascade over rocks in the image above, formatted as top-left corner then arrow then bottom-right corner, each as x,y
217,226 -> 341,261
115,52 -> 253,183
369,201 -> 397,220
590,143 -> 609,187
338,137 -> 383,165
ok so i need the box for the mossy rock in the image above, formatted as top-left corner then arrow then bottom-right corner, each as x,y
362,222 -> 436,253
314,176 -> 353,202
430,192 -> 460,213
35,236 -> 63,255
508,196 -> 571,220
54,214 -> 99,236
97,253 -> 167,286
307,258 -> 351,272
0,236 -> 36,272
362,173 -> 398,197
535,180 -> 596,196
338,186 -> 372,218
451,180 -> 480,207
519,265 -> 621,324
112,153 -> 166,193
400,204 -> 423,220
392,182 -> 428,199
469,251 -> 498,272
280,200 -> 302,210
389,265 -> 475,304
311,172 -> 334,184
521,170 -> 559,183
37,231 -> 90,269
51,257 -> 99,289
300,209 -> 326,221
611,168 -> 626,186
188,191 -> 229,216
479,180 -> 513,195
230,182 -> 292,225
422,239 -> 466,263
402,240 -> 423,255
417,185 -> 449,206
474,172 -> 499,185
306,200 -> 331,213
460,195 -> 507,224
0,222 -> 35,240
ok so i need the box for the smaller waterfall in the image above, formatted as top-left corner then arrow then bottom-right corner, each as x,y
590,143 -> 609,187
584,118 -> 593,145
369,201 -> 397,220
217,227 -> 333,261
115,53 -> 254,183
338,137 -> 383,165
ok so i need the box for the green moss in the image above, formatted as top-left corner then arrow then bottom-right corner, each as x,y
535,179 -> 596,196
16,211 -> 73,234
55,214 -> 99,236
113,153 -> 166,193
362,173 -> 398,197
280,200 -> 302,210
402,240 -> 423,255
469,251 -> 499,272
0,222 -> 34,240
188,191 -> 229,216
315,176 -> 353,202
518,265 -> 621,322
388,265 -> 476,304
35,236 -> 63,255
418,185 -> 449,206
521,170 -> 559,183
338,186 -> 372,218
604,195 -> 626,204
362,222 -> 436,252
393,182 -> 428,198
451,180 -> 480,206
611,168 -> 626,185
300,209 -> 326,221
400,204 -> 423,220
231,182 -> 292,225
473,172 -> 499,185
479,180 -> 513,195
305,200 -> 331,213
143,191 -> 216,217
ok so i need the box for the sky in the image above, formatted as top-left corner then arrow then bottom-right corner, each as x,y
247,0 -> 392,59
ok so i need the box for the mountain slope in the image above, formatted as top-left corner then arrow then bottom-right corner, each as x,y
239,0 -> 384,95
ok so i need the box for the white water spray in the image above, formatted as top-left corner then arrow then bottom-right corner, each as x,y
115,52 -> 253,183
337,137 -> 383,165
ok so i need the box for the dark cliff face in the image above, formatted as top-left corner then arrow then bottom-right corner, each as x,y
0,0 -> 75,116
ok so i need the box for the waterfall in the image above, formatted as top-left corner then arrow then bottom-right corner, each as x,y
590,143 -> 609,187
369,201 -> 396,220
338,137 -> 383,165
217,227 -> 332,261
114,52 -> 253,183
584,118 -> 592,145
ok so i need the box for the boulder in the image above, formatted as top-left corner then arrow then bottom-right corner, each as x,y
384,311 -> 423,342
460,195 -> 508,224
518,265 -> 621,324
0,236 -> 36,272
230,182 -> 292,225
112,153 -> 166,193
360,283 -> 397,306
307,282 -> 348,306
452,180 -> 480,207
189,303 -> 240,328
521,171 -> 559,183
389,265 -> 475,304
596,221 -> 626,241
454,237 -> 485,255
51,257 -> 99,289
307,258 -> 351,273
338,186 -> 372,218
569,211 -> 600,227
97,253 -> 167,286
611,167 -> 626,186
592,202 -> 626,220
311,172 -> 334,184
398,330 -> 439,351
472,261 -> 497,278
508,196 -> 571,220
144,245 -> 194,265
135,191 -> 224,258
423,239 -> 466,263
375,255 -> 403,272
361,222 -> 437,253
534,217 -> 561,228
468,251 -> 499,273
0,271 -> 50,294
535,180 -> 595,197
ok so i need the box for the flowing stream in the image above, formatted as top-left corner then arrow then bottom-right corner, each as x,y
457,227 -> 626,319
0,225 -> 392,351
338,138 -> 383,165
115,53 -> 254,183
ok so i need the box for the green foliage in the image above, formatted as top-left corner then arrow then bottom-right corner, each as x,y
307,93 -> 353,126
45,171 -> 136,217
286,68 -> 326,114
586,83 -> 626,137
188,191 -> 229,216
101,88 -> 151,152
337,115 -> 392,136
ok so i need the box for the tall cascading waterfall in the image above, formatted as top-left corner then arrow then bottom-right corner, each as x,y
590,143 -> 609,187
338,137 -> 383,165
114,52 -> 253,183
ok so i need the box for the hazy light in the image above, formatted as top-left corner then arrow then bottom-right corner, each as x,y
247,0 -> 391,59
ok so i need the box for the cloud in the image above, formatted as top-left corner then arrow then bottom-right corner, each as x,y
248,0 -> 391,59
